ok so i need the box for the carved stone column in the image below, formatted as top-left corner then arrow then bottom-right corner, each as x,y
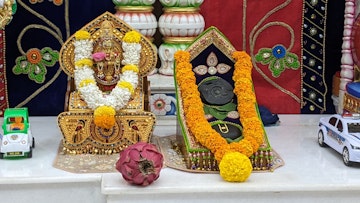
339,0 -> 356,114
157,0 -> 205,75
113,0 -> 157,39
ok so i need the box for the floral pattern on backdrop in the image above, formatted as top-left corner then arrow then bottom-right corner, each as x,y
0,0 -> 344,115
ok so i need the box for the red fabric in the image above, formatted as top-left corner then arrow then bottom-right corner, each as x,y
200,1 -> 303,114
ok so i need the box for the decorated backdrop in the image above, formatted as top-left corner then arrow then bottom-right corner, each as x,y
1,0 -> 344,115
200,0 -> 343,114
3,0 -> 115,116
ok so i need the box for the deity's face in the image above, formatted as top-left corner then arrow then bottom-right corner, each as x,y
102,39 -> 113,50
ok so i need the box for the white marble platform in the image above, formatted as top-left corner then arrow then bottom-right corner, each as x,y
102,114 -> 360,203
0,117 -> 105,203
2,115 -> 360,203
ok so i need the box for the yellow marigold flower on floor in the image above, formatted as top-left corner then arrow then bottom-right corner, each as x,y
75,30 -> 91,40
219,152 -> 253,182
94,106 -> 116,129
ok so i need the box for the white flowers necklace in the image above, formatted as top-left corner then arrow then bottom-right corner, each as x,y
73,30 -> 141,129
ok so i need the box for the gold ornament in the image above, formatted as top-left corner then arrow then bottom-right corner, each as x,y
0,0 -> 15,29
57,12 -> 157,155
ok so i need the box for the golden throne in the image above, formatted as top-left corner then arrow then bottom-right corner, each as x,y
57,12 -> 157,155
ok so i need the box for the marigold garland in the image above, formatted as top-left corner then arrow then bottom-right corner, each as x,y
73,29 -> 142,129
174,50 -> 264,182
93,106 -> 116,129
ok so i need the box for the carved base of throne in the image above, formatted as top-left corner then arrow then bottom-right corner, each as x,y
176,119 -> 273,172
57,78 -> 155,155
343,92 -> 360,113
57,110 -> 155,155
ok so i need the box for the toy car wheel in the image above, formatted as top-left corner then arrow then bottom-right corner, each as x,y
0,153 -> 3,159
342,147 -> 352,166
28,148 -> 32,158
318,130 -> 327,147
32,137 -> 35,148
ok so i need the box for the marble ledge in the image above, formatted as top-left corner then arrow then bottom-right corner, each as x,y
0,175 -> 102,185
153,115 -> 177,137
148,74 -> 175,93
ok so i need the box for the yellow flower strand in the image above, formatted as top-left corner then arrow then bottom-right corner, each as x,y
75,30 -> 91,40
122,30 -> 141,43
117,81 -> 134,94
174,50 -> 264,182
79,78 -> 96,88
122,64 -> 139,73
75,58 -> 93,67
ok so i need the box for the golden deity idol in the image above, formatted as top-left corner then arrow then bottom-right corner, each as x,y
93,20 -> 122,88
57,12 -> 157,155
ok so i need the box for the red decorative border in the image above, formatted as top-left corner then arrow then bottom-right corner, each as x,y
0,30 -> 9,116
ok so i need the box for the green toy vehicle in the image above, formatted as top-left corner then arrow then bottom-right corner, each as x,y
0,108 -> 35,158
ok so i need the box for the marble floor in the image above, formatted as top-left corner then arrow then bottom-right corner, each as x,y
1,115 -> 360,203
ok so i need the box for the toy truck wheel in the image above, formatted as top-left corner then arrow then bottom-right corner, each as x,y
32,137 -> 35,148
0,152 -> 3,159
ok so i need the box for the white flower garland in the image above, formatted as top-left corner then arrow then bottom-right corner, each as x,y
73,31 -> 140,111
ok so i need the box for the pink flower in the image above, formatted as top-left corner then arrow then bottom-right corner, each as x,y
92,52 -> 106,62
116,142 -> 164,186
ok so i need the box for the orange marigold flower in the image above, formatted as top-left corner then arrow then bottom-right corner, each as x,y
174,50 -> 191,63
232,51 -> 251,62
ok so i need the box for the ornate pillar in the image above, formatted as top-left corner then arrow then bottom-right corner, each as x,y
113,0 -> 157,40
147,1 -> 205,133
113,0 -> 158,75
339,0 -> 356,114
157,0 -> 205,75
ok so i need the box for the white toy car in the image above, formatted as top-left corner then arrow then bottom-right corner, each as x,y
318,113 -> 360,166
0,108 -> 35,159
